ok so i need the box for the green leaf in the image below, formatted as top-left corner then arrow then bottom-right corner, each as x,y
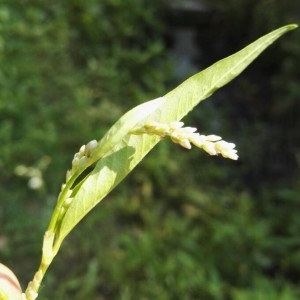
54,24 -> 297,249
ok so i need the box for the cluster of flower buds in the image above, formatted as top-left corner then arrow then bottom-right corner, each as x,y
66,140 -> 99,179
131,121 -> 238,160
57,184 -> 74,215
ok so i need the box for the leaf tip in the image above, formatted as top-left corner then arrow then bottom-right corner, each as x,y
287,24 -> 298,30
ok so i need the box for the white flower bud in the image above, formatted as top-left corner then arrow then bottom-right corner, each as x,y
73,152 -> 80,159
79,145 -> 86,154
178,127 -> 197,138
202,142 -> 218,155
215,140 -> 235,150
72,157 -> 80,167
189,133 -> 205,148
66,170 -> 71,181
85,139 -> 98,157
205,135 -> 222,142
178,138 -> 192,149
224,151 -> 238,160
63,197 -> 73,208
79,156 -> 89,167
215,141 -> 238,160
170,121 -> 184,129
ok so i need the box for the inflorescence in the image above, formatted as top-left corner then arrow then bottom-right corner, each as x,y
131,121 -> 238,160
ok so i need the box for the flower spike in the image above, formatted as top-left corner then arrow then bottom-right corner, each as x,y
130,121 -> 238,160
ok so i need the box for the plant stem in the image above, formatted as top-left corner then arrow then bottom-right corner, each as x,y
23,231 -> 56,299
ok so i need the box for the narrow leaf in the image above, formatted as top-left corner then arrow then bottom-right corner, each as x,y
54,24 -> 297,248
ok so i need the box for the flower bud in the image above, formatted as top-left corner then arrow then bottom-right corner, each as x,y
72,157 -> 80,167
85,140 -> 98,157
63,197 -> 73,208
79,145 -> 86,154
170,121 -> 184,129
203,142 -> 218,156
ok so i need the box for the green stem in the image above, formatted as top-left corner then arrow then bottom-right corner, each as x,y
23,231 -> 55,299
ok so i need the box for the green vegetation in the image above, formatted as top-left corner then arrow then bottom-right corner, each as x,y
0,0 -> 299,299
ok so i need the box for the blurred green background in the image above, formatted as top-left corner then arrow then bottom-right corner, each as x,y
0,0 -> 300,299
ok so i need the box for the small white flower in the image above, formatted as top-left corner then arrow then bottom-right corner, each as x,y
202,142 -> 218,156
170,136 -> 191,149
178,126 -> 197,136
215,141 -> 238,160
179,139 -> 192,149
189,133 -> 206,148
79,144 -> 86,154
72,157 -> 80,167
205,135 -> 222,142
85,139 -> 98,157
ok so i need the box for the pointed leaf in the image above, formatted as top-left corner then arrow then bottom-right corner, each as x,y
54,24 -> 297,248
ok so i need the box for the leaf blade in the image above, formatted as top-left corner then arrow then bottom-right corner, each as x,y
55,24 -> 297,247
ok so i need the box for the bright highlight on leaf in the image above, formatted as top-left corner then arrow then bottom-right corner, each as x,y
23,24 -> 297,300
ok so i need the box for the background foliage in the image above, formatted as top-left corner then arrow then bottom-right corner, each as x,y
0,0 -> 299,299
